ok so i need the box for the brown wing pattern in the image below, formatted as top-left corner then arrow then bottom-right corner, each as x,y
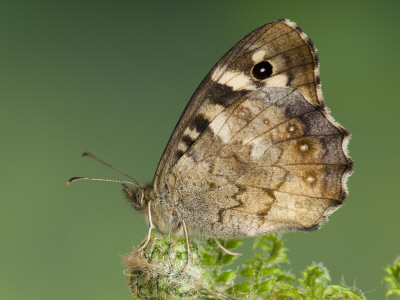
152,19 -> 352,237
167,87 -> 351,237
153,19 -> 323,194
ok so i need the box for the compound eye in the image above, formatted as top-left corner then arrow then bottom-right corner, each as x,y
252,61 -> 273,80
136,192 -> 142,203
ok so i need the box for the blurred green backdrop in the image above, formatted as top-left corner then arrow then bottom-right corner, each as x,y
1,0 -> 399,299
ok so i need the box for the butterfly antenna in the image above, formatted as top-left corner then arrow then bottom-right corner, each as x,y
67,177 -> 139,187
67,152 -> 142,190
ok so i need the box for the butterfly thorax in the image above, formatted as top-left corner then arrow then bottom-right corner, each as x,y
124,184 -> 183,236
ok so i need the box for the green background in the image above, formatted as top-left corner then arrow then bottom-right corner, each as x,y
1,0 -> 399,299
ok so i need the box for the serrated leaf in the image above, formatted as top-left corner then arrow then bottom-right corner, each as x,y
216,270 -> 237,283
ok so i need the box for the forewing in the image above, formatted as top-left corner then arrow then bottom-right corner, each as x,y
153,19 -> 324,194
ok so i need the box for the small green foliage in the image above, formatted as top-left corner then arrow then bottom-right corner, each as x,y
298,264 -> 363,299
383,257 -> 400,299
124,233 -> 400,299
234,281 -> 251,293
230,233 -> 295,299
216,270 -> 237,283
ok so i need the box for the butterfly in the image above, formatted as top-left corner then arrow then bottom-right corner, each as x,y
69,19 -> 352,255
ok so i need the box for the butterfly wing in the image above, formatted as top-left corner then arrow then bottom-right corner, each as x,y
153,19 -> 352,237
154,19 -> 322,193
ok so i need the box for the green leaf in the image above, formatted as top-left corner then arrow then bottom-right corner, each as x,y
200,253 -> 215,266
234,281 -> 251,293
383,257 -> 400,294
222,254 -> 238,264
383,275 -> 398,287
241,268 -> 255,277
323,285 -> 362,298
216,270 -> 237,283
257,279 -> 276,293
386,288 -> 400,298
276,289 -> 303,298
260,267 -> 281,276
301,264 -> 331,287
225,239 -> 243,249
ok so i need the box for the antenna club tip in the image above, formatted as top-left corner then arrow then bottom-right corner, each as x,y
82,152 -> 90,157
67,177 -> 83,185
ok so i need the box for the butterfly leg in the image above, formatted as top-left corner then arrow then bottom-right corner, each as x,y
137,202 -> 154,252
181,219 -> 191,271
214,238 -> 242,256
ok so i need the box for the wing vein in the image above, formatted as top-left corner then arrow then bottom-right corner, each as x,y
244,184 -> 340,201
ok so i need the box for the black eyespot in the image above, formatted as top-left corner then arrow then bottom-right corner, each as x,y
252,61 -> 273,80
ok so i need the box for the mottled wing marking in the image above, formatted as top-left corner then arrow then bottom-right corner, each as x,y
167,85 -> 351,237
153,19 -> 323,194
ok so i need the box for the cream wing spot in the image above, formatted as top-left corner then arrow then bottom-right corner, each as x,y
306,176 -> 316,183
248,136 -> 274,160
218,70 -> 240,84
300,144 -> 309,151
228,73 -> 257,90
265,74 -> 289,87
177,142 -> 188,153
183,127 -> 200,140
198,101 -> 225,121
252,50 -> 266,62
209,111 -> 231,142
218,70 -> 256,91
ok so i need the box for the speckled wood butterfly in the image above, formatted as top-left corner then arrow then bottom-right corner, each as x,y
69,19 -> 352,254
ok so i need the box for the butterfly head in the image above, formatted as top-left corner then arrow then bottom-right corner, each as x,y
123,183 -> 182,235
123,183 -> 148,212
